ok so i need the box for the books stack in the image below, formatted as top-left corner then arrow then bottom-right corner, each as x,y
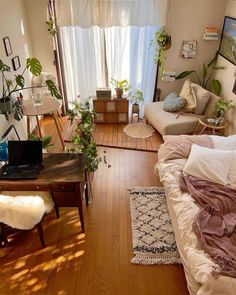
203,27 -> 219,40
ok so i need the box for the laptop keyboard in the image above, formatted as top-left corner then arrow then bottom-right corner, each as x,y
1,164 -> 42,176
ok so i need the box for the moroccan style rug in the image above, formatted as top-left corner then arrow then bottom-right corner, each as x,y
124,123 -> 155,139
129,187 -> 181,264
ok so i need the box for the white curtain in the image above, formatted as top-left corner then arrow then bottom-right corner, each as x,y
60,25 -> 159,112
60,26 -> 106,102
105,26 -> 159,114
56,0 -> 167,27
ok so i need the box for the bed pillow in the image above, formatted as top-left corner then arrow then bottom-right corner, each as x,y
229,151 -> 236,188
183,144 -> 232,185
160,134 -> 213,161
210,135 -> 236,150
163,93 -> 186,112
191,83 -> 211,115
179,79 -> 197,112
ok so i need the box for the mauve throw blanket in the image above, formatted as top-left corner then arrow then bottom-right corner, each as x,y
180,173 -> 236,278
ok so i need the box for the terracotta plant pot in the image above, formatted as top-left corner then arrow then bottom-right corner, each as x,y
115,88 -> 123,98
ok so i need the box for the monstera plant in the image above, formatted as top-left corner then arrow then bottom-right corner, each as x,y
0,57 -> 62,120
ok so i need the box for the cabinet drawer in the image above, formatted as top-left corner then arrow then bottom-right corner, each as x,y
0,183 -> 50,191
53,192 -> 78,207
52,183 -> 75,192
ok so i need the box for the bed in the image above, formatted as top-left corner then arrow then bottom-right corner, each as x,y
156,134 -> 236,295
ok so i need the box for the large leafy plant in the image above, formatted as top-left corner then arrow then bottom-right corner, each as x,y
0,57 -> 62,120
175,53 -> 224,96
67,99 -> 110,172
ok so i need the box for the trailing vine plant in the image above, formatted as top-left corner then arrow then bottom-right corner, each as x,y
67,99 -> 111,173
151,26 -> 172,77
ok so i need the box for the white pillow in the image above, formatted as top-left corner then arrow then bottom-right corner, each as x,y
210,135 -> 236,150
183,144 -> 233,185
229,151 -> 236,188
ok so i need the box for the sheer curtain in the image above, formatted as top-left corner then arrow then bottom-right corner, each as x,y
105,26 -> 159,114
60,25 -> 159,113
60,26 -> 106,102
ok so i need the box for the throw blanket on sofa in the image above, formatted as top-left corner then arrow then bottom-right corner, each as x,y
180,173 -> 236,278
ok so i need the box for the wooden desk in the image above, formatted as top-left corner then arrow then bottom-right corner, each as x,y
0,153 -> 87,232
22,96 -> 65,150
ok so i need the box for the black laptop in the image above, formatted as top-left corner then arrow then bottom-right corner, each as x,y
0,141 -> 43,179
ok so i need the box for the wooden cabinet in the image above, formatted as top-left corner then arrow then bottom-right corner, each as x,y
93,98 -> 129,123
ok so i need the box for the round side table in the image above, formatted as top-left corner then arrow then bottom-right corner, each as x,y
22,96 -> 65,150
193,116 -> 228,136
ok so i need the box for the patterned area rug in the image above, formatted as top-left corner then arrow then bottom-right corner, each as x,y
129,187 -> 181,264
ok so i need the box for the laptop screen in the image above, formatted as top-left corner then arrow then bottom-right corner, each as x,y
8,141 -> 43,165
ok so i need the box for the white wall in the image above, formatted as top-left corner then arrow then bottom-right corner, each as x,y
158,0 -> 227,99
0,0 -> 32,139
215,0 -> 236,135
24,0 -> 56,76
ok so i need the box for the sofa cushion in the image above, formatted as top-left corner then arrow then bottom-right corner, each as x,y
179,79 -> 197,112
163,93 -> 186,112
144,101 -> 200,135
191,83 -> 211,115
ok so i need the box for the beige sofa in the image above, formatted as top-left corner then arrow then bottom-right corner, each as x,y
144,88 -> 219,135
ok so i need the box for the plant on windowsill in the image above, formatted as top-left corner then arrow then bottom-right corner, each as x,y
175,53 -> 225,96
67,98 -> 111,196
0,58 -> 62,121
110,78 -> 131,98
151,26 -> 172,77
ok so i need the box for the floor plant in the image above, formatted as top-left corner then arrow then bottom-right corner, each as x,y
67,99 -> 110,198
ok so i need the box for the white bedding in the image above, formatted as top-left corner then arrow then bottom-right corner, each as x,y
157,159 -> 236,295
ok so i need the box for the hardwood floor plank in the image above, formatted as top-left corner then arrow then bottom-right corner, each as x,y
0,118 -> 189,295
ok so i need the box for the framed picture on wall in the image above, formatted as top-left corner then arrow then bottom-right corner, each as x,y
219,16 -> 236,65
12,56 -> 21,71
3,36 -> 12,56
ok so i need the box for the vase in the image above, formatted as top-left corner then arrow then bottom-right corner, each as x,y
0,97 -> 13,114
32,93 -> 43,107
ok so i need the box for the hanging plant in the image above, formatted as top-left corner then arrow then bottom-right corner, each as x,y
151,27 -> 172,76
46,17 -> 57,36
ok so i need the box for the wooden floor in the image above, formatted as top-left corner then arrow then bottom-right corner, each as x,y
64,121 -> 162,152
0,118 -> 189,295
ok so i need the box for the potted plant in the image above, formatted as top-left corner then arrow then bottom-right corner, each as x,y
214,98 -> 234,119
67,98 -> 110,197
129,89 -> 144,120
0,58 -> 62,121
151,27 -> 172,77
28,133 -> 55,152
175,53 -> 225,96
110,78 -> 131,98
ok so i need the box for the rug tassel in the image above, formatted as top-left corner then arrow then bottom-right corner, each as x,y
131,255 -> 181,265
